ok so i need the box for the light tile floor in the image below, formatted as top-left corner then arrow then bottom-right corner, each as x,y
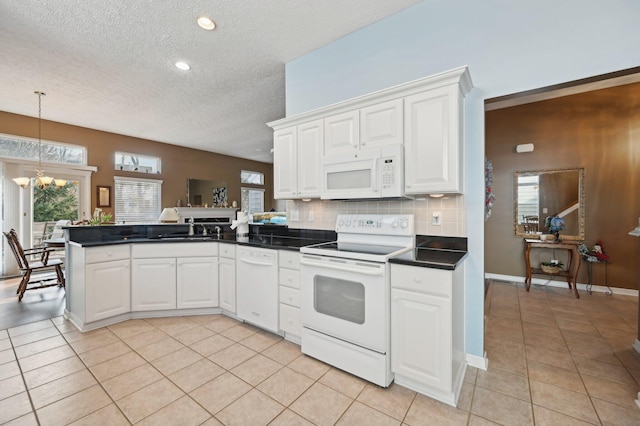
0,280 -> 639,425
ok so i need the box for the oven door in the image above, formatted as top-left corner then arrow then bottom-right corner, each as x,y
300,254 -> 388,353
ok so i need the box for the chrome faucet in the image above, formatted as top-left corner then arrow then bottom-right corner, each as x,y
215,226 -> 221,238
201,225 -> 208,236
188,217 -> 195,236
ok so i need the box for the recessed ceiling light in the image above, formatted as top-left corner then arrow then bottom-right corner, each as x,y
175,61 -> 191,71
197,16 -> 216,30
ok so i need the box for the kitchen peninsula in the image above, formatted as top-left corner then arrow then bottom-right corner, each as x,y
63,222 -> 467,406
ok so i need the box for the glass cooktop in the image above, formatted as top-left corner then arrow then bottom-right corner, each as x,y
302,241 -> 410,258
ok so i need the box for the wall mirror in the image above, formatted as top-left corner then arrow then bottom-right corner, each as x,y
187,178 -> 228,207
514,168 -> 585,240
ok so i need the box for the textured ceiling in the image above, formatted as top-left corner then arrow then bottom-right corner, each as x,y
0,0 -> 420,163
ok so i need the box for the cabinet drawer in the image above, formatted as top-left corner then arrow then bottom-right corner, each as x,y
132,242 -> 218,258
279,303 -> 301,336
279,286 -> 300,307
278,250 -> 300,270
219,243 -> 236,259
391,264 -> 452,298
85,245 -> 130,264
278,268 -> 300,289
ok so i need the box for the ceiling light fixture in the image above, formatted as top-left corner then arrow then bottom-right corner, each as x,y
13,91 -> 66,189
197,16 -> 216,31
175,61 -> 191,71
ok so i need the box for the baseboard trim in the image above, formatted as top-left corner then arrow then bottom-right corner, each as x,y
484,273 -> 639,297
466,352 -> 488,370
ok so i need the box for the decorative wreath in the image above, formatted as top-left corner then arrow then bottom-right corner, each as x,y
485,159 -> 496,221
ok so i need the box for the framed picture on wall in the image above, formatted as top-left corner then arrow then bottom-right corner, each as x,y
97,185 -> 111,207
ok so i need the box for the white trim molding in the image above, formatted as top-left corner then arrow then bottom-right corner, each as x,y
466,351 -> 488,371
484,273 -> 639,297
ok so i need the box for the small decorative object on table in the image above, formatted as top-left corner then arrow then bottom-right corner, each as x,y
540,260 -> 563,275
578,240 -> 612,295
545,215 -> 566,241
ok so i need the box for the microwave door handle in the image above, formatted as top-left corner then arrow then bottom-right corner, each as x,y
372,158 -> 378,192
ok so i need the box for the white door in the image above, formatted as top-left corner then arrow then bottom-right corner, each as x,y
404,85 -> 461,194
391,288 -> 452,390
273,126 -> 298,199
131,258 -> 176,311
324,110 -> 359,155
177,257 -> 218,309
86,260 -> 130,322
360,99 -> 403,149
218,256 -> 236,312
300,254 -> 387,352
297,119 -> 323,198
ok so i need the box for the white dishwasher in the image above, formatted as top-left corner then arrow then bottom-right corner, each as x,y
236,246 -> 279,332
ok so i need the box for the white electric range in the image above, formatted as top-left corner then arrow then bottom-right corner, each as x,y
299,214 -> 415,387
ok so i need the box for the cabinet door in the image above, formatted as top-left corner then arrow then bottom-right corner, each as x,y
360,99 -> 403,149
391,288 -> 452,392
177,257 -> 219,309
404,85 -> 461,194
324,110 -> 359,155
297,119 -> 323,198
85,260 -> 130,322
273,126 -> 298,199
219,257 -> 236,313
131,258 -> 176,311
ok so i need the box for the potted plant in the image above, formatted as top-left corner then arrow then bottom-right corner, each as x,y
540,261 -> 564,274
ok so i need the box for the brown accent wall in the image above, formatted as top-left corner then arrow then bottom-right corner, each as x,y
0,111 -> 274,217
485,83 -> 640,290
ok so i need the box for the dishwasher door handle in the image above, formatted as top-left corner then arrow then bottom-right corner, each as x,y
239,257 -> 275,267
300,258 -> 384,276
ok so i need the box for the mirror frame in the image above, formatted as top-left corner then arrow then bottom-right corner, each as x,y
513,168 -> 585,241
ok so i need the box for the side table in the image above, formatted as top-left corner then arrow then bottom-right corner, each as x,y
524,239 -> 583,298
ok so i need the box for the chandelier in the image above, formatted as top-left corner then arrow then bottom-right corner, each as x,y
13,91 -> 67,189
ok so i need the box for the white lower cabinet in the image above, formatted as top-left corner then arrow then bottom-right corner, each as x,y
131,243 -> 219,312
278,250 -> 301,343
218,244 -> 236,313
391,263 -> 465,407
177,257 -> 219,309
86,259 -> 130,322
132,258 -> 177,311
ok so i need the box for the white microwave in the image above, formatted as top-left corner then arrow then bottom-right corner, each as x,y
321,145 -> 404,200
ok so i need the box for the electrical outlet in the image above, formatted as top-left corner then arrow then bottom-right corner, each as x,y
308,211 -> 314,222
543,207 -> 548,214
432,212 -> 441,226
290,211 -> 299,221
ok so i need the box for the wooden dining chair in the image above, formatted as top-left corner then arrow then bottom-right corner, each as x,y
3,229 -> 65,301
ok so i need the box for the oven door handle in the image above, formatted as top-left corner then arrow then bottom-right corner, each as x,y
300,258 -> 384,276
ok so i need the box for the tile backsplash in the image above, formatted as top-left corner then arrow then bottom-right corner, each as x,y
285,195 -> 465,236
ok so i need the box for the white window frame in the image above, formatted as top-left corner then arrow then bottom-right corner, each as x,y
0,132 -> 87,165
241,187 -> 265,215
241,170 -> 264,185
114,176 -> 162,223
114,151 -> 161,174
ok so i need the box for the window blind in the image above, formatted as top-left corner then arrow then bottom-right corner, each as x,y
114,176 -> 162,223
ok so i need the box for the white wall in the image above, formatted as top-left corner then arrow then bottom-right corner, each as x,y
284,0 -> 640,358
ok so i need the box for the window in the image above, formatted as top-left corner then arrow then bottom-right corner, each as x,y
241,188 -> 264,214
241,170 -> 264,185
114,176 -> 162,223
115,152 -> 161,174
517,175 -> 539,222
0,133 -> 86,165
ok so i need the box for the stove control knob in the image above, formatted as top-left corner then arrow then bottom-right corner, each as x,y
345,220 -> 351,227
392,220 -> 399,228
338,220 -> 344,227
401,220 -> 408,229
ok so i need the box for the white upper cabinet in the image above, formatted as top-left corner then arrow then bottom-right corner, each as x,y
324,110 -> 359,155
268,66 -> 472,197
360,99 -> 403,149
296,120 -> 323,197
273,127 -> 297,199
404,85 -> 463,194
273,119 -> 323,200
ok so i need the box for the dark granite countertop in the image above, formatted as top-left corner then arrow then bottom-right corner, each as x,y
389,235 -> 468,270
66,224 -> 336,252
